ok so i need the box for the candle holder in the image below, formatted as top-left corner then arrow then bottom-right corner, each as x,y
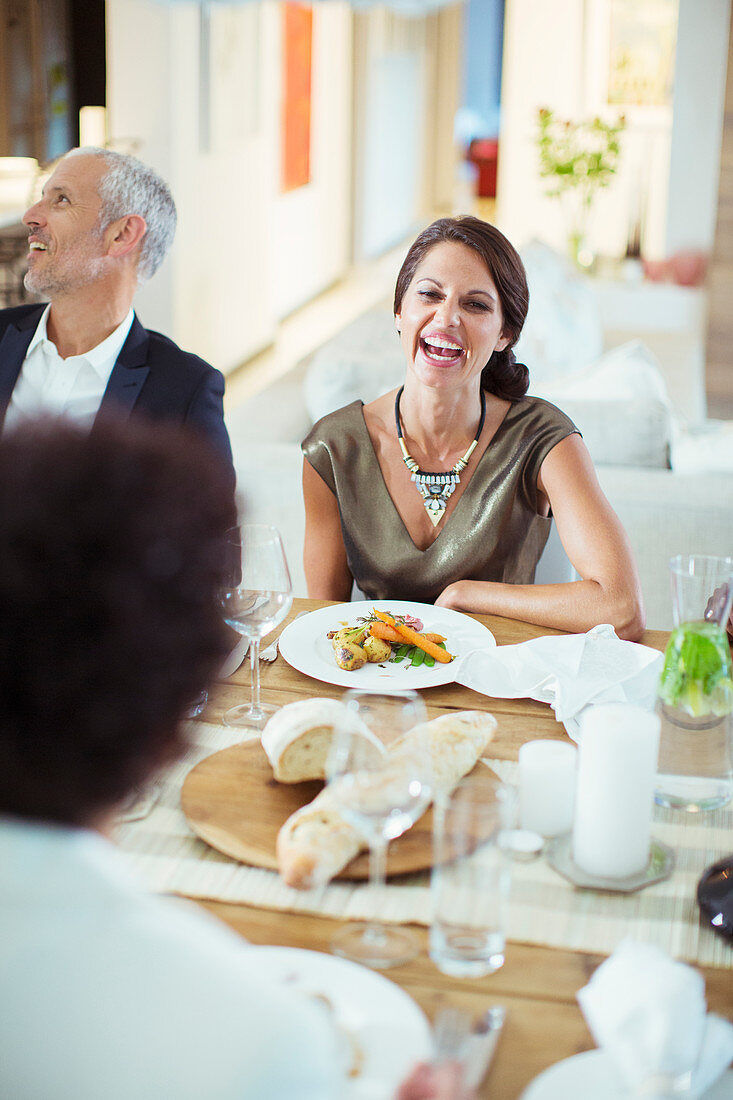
547,834 -> 675,894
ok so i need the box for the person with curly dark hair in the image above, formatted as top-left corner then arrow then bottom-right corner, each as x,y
302,215 -> 644,640
0,418 -> 343,1100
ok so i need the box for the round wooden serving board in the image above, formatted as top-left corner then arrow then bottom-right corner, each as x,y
181,739 -> 440,879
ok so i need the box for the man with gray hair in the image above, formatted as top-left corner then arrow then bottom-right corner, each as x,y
0,147 -> 233,475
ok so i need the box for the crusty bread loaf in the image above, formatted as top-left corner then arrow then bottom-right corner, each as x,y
392,710 -> 498,795
276,787 -> 363,889
261,698 -> 376,783
277,709 -> 497,889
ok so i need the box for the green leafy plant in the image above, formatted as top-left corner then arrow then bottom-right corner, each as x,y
658,620 -> 733,718
536,108 -> 626,264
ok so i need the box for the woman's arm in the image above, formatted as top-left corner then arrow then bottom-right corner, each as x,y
435,434 -> 646,641
302,458 -> 354,601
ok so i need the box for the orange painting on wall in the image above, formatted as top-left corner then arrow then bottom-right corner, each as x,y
281,4 -> 313,193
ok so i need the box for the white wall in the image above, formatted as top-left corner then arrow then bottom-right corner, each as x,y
106,0 -> 177,340
495,0 -> 586,250
353,11 -> 425,260
496,0 -> 679,260
106,0 -> 354,371
271,4 -> 353,320
665,0 -> 731,254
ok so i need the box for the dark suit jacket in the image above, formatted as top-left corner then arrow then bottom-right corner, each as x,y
0,304 -> 234,481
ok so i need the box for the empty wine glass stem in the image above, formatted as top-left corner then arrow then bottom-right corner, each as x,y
363,836 -> 389,943
249,637 -> 264,717
369,836 -> 388,893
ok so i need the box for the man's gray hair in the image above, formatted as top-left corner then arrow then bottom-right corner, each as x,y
67,147 -> 177,282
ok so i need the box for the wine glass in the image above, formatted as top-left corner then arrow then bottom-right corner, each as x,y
219,523 -> 293,730
326,689 -> 432,968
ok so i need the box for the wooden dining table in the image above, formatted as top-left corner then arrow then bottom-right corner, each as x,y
190,598 -> 733,1099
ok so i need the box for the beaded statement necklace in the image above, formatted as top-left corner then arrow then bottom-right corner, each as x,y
394,385 -> 486,527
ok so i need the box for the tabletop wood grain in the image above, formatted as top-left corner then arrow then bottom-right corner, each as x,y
188,599 -> 731,1099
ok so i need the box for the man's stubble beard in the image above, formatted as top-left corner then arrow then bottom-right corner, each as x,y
24,228 -> 108,298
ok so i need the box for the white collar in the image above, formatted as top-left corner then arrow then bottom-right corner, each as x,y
26,306 -> 136,379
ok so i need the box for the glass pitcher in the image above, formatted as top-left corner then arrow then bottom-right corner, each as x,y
656,555 -> 733,811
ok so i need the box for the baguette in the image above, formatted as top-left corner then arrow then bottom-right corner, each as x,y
276,787 -> 363,889
277,710 -> 497,889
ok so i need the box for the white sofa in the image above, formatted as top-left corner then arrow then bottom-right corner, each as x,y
227,249 -> 733,630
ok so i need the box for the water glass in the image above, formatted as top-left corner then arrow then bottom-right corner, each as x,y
430,772 -> 516,978
656,555 -> 733,811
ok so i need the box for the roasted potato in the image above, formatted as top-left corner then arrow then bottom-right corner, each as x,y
363,635 -> 392,663
334,642 -> 367,671
331,626 -> 367,650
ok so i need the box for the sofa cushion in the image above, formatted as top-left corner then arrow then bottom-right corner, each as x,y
530,341 -> 673,468
671,421 -> 733,473
514,240 -> 604,387
232,442 -> 307,597
303,307 -> 403,424
556,397 -> 671,468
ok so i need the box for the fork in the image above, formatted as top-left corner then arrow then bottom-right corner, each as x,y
432,1003 -> 506,1088
432,1005 -> 473,1065
260,609 -> 309,663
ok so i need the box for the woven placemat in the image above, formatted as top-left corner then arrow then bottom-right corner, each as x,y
114,722 -> 733,969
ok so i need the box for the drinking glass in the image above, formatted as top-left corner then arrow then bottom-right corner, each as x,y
656,555 -> 733,811
219,524 -> 293,730
430,772 -> 516,978
326,689 -> 432,968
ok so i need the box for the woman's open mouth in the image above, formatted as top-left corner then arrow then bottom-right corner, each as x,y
419,335 -> 465,366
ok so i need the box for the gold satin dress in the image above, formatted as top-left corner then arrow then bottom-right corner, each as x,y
302,396 -> 579,604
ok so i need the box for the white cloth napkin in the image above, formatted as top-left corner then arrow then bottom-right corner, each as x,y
577,940 -> 733,1098
455,624 -> 664,740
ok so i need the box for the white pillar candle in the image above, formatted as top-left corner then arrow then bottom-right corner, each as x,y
518,740 -> 577,837
573,704 -> 661,879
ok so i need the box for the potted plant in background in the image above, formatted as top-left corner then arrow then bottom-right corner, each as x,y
536,108 -> 626,269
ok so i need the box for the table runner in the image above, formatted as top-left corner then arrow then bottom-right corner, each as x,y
114,721 -> 733,970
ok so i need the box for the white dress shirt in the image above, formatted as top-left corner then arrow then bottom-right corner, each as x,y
3,305 -> 135,432
0,817 -> 341,1100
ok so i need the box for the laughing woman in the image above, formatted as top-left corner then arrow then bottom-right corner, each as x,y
302,216 -> 644,641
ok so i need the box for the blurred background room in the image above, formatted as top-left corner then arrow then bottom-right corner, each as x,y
1,0 -> 732,626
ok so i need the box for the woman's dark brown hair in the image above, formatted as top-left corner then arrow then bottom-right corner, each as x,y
393,215 -> 530,400
0,417 -> 237,826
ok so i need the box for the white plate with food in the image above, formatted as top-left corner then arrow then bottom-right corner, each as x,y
277,600 -> 495,689
520,1050 -> 733,1100
249,946 -> 432,1098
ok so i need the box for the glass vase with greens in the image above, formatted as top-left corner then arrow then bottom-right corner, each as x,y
656,555 -> 733,813
536,107 -> 625,268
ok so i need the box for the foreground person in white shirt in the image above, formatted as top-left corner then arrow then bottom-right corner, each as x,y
0,419 -> 467,1100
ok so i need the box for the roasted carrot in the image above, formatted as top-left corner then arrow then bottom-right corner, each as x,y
372,608 -> 454,663
368,621 -> 446,645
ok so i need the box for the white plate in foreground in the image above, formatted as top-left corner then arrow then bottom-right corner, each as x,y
521,1049 -> 733,1100
252,946 -> 432,1098
277,600 -> 495,689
